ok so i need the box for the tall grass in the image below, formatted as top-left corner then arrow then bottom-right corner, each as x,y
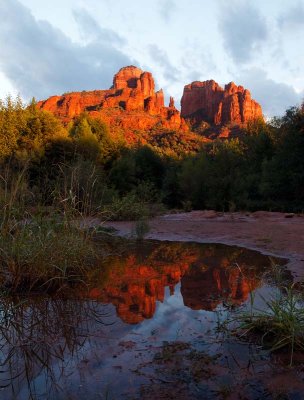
0,163 -> 30,234
0,163 -> 104,294
55,160 -> 112,217
0,218 -> 97,292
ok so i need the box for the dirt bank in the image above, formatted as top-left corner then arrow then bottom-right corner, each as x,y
104,210 -> 304,280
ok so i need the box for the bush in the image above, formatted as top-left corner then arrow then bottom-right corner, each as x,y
103,193 -> 150,221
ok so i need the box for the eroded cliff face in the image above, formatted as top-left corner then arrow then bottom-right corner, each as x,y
181,80 -> 263,126
38,66 -> 187,141
38,67 -> 264,142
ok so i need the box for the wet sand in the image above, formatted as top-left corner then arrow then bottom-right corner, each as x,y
104,210 -> 304,280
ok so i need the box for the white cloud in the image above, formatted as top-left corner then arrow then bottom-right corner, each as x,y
148,44 -> 180,83
235,68 -> 302,117
0,0 -> 133,100
72,8 -> 125,45
218,1 -> 268,64
278,2 -> 304,31
158,0 -> 177,22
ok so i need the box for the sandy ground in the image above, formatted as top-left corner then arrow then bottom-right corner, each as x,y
104,210 -> 304,280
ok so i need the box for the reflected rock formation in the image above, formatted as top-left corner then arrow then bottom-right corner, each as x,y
89,244 -> 197,324
89,242 -> 270,323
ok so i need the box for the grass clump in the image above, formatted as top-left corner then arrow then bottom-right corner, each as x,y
237,284 -> 304,365
133,217 -> 150,240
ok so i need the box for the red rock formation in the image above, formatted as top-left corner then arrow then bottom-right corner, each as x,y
181,80 -> 263,126
169,96 -> 175,108
38,66 -> 187,140
113,66 -> 143,90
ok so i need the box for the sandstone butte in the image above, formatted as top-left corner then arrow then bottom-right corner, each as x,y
37,66 -> 188,144
38,66 -> 264,143
181,79 -> 263,126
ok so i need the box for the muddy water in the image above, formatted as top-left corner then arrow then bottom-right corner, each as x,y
0,241 -> 303,400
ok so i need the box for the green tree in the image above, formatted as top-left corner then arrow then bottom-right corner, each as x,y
0,95 -> 26,159
70,113 -> 117,164
260,105 -> 304,210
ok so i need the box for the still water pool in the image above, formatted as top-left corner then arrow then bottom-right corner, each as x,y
1,240 -> 303,400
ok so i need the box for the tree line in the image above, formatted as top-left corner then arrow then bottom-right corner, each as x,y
0,95 -> 303,217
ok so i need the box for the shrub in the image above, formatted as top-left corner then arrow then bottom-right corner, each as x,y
103,193 -> 150,221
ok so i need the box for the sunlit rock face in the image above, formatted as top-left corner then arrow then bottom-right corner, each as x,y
37,66 -> 187,140
181,80 -> 263,126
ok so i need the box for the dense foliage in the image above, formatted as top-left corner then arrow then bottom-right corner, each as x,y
1,95 -> 304,215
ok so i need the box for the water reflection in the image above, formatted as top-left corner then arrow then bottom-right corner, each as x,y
0,241 -> 288,399
89,241 -> 274,322
0,298 -> 114,399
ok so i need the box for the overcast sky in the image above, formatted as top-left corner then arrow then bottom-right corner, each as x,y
0,0 -> 303,117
